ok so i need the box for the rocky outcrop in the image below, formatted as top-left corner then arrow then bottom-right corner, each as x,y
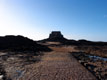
39,31 -> 67,42
49,31 -> 64,39
0,35 -> 51,52
38,31 -> 107,46
72,52 -> 107,80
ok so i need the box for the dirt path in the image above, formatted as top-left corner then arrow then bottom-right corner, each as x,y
18,50 -> 96,80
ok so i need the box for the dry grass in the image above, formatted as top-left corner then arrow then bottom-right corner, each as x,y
49,46 -> 77,52
75,46 -> 107,57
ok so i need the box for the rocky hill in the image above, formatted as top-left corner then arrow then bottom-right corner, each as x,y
39,31 -> 67,42
63,39 -> 107,46
0,35 -> 51,52
39,31 -> 107,46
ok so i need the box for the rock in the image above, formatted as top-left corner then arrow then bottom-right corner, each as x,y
0,75 -> 3,80
0,35 -> 51,52
49,31 -> 64,39
48,31 -> 67,42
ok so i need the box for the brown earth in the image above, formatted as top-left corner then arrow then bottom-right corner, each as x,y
0,46 -> 97,80
18,46 -> 96,80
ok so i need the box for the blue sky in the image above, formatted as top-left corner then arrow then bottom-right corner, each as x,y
0,0 -> 107,41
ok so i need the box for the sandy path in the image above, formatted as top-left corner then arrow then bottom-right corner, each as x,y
19,50 -> 96,80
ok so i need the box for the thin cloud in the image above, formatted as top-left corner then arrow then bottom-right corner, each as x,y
104,15 -> 107,18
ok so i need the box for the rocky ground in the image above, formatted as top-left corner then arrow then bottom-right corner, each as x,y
0,33 -> 107,80
75,46 -> 107,57
0,52 -> 43,80
0,46 -> 97,80
72,52 -> 107,80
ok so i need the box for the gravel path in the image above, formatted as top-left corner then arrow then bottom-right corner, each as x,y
19,51 -> 96,80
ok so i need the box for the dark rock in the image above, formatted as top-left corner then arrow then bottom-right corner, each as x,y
49,31 -> 64,39
48,31 -> 67,41
0,35 -> 51,52
38,31 -> 107,46
39,31 -> 67,42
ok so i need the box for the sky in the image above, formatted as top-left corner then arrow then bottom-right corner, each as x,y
0,0 -> 107,41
